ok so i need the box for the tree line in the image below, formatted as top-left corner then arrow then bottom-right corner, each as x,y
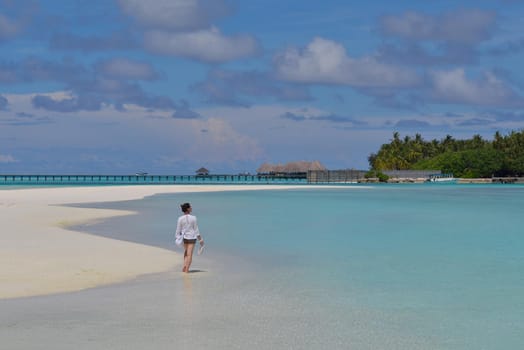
368,130 -> 524,178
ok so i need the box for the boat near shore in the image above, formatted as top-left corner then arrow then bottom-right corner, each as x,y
427,173 -> 456,182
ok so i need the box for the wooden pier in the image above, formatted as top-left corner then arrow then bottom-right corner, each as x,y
0,174 -> 308,185
307,170 -> 367,183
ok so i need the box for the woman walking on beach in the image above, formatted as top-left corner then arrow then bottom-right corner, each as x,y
176,203 -> 204,273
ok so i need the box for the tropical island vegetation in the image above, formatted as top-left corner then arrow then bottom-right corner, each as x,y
368,130 -> 524,178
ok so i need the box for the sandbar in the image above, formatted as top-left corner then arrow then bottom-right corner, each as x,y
0,184 -> 334,299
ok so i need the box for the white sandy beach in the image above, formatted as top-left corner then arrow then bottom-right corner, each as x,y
0,184 -> 331,299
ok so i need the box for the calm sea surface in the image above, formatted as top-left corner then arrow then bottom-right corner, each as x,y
73,184 -> 523,349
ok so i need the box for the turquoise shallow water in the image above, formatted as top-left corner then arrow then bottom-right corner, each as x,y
75,184 -> 524,349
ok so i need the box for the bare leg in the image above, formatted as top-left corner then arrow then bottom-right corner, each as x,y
183,242 -> 195,273
183,245 -> 188,272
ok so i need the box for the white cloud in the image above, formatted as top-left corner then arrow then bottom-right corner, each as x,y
117,0 -> 230,31
0,154 -> 16,163
118,0 -> 256,63
274,37 -> 419,87
144,27 -> 259,62
429,68 -> 522,107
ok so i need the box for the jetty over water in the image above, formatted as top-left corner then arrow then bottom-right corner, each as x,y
307,170 -> 367,183
3,173 -> 522,186
0,174 -> 307,185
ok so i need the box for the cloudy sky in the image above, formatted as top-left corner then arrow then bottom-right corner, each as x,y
1,0 -> 524,174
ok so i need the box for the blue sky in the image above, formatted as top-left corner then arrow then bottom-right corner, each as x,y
1,0 -> 524,174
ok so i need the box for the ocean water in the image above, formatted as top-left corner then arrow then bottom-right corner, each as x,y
74,184 -> 524,349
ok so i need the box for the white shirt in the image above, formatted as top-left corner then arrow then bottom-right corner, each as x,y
176,214 -> 201,240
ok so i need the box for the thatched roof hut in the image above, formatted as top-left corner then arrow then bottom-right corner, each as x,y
257,161 -> 326,174
195,167 -> 209,175
257,163 -> 275,174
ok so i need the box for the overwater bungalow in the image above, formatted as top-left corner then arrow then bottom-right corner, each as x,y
195,167 -> 210,176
